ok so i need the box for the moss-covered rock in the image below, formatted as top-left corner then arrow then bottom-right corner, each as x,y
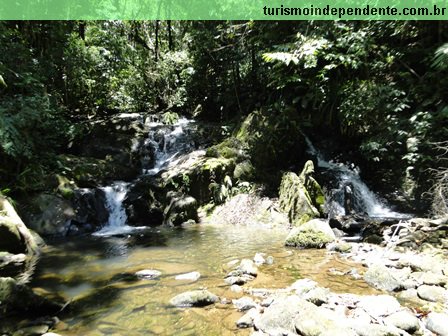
279,161 -> 325,226
285,219 -> 335,248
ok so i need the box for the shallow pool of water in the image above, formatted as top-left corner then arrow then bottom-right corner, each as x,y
30,223 -> 376,335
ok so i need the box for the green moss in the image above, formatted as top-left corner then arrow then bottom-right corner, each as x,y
285,230 -> 333,249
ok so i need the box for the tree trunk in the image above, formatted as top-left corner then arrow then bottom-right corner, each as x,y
155,20 -> 159,62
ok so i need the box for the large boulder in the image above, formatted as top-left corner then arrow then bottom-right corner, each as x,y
279,161 -> 325,226
285,219 -> 336,248
23,193 -> 75,236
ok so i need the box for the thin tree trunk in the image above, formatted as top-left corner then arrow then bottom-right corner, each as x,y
155,20 -> 159,62
168,20 -> 173,51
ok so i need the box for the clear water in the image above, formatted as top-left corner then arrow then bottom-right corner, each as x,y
30,224 -> 376,335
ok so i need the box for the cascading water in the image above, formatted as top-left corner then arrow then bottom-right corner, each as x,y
93,181 -> 137,236
303,135 -> 405,219
94,117 -> 197,236
142,117 -> 196,175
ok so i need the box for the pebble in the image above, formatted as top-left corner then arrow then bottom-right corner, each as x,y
135,269 -> 162,279
175,271 -> 201,281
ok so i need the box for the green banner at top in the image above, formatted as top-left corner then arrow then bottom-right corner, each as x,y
1,0 -> 447,19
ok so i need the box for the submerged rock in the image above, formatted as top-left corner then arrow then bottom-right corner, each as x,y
417,284 -> 448,303
169,290 -> 218,307
175,271 -> 200,281
285,219 -> 335,249
135,269 -> 162,280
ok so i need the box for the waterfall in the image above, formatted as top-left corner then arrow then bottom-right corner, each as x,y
303,135 -> 405,218
142,118 -> 195,175
94,117 -> 197,236
93,182 -> 136,236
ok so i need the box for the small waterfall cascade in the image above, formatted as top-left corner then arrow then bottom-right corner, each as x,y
303,135 -> 404,218
142,117 -> 196,175
93,181 -> 136,236
94,117 -> 198,236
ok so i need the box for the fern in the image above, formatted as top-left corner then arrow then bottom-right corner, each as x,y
432,43 -> 448,70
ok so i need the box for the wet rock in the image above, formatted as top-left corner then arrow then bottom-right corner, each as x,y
265,256 -> 274,265
425,312 -> 448,336
397,288 -> 428,307
236,308 -> 259,328
328,242 -> 352,253
135,269 -> 162,280
233,297 -> 257,311
285,219 -> 336,249
289,279 -> 318,294
169,290 -> 218,307
70,188 -> 108,232
175,271 -> 200,281
383,310 -> 420,333
364,264 -> 402,292
417,285 -> 448,303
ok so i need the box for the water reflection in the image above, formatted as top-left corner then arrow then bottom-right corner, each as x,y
31,224 -> 376,335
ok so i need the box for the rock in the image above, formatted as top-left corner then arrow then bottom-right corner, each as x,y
135,269 -> 162,280
356,295 -> 401,319
285,219 -> 336,249
350,322 -> 402,336
70,188 -> 109,233
303,287 -> 330,306
233,160 -> 255,181
0,197 -> 40,255
364,264 -> 402,292
254,253 -> 266,265
266,256 -> 274,265
175,271 -> 200,281
169,290 -> 218,307
14,325 -> 50,336
24,193 -> 75,236
254,295 -> 306,335
233,297 -> 257,311
224,274 -> 255,286
230,285 -> 243,293
411,271 -> 448,286
0,277 -> 62,315
397,288 -> 428,307
236,308 -> 259,328
279,167 -> 324,226
289,279 -> 318,294
417,285 -> 448,303
425,312 -> 448,336
294,305 -> 356,336
163,193 -> 198,226
42,333 -> 63,336
238,259 -> 258,276
384,310 -> 420,333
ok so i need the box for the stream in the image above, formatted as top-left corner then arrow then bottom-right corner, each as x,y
28,119 -> 402,335
31,224 -> 377,335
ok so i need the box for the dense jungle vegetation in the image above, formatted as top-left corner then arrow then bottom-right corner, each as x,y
0,21 -> 447,215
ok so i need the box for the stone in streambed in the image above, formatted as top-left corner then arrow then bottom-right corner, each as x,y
175,271 -> 200,281
236,308 -> 259,328
417,284 -> 448,303
232,296 -> 257,311
425,312 -> 448,336
135,269 -> 162,280
364,264 -> 402,292
170,290 -> 218,307
285,219 -> 336,249
384,310 -> 420,333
